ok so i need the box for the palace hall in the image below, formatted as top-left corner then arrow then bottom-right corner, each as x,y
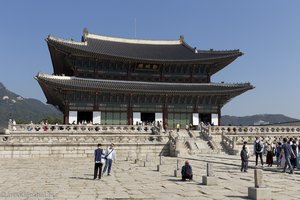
36,29 -> 253,128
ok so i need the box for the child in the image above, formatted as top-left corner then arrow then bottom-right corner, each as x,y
240,145 -> 249,172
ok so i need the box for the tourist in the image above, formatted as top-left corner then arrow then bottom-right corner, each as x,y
265,142 -> 274,167
164,123 -> 168,134
176,123 -> 180,133
275,142 -> 282,167
290,140 -> 298,169
181,160 -> 193,181
43,119 -> 48,131
94,143 -> 104,180
103,143 -> 116,176
240,145 -> 249,172
282,138 -> 295,174
185,124 -> 189,131
253,137 -> 264,167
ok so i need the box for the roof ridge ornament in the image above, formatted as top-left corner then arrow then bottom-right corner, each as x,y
179,35 -> 184,43
82,27 -> 89,42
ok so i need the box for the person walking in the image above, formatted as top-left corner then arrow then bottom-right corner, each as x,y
94,143 -> 104,180
290,140 -> 298,169
275,142 -> 282,167
254,137 -> 264,167
103,143 -> 116,176
282,138 -> 295,174
266,142 -> 274,167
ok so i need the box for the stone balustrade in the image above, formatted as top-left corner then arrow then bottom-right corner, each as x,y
0,134 -> 168,145
208,125 -> 300,135
6,124 -> 155,134
208,125 -> 300,155
0,123 -> 172,158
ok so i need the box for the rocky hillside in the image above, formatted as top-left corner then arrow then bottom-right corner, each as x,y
0,82 -> 62,131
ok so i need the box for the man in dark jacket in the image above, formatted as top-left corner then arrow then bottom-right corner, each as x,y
240,145 -> 249,172
94,143 -> 104,179
282,138 -> 295,174
181,160 -> 193,181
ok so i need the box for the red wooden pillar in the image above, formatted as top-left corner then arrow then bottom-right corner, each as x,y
218,105 -> 221,126
163,95 -> 168,129
127,94 -> 133,125
64,106 -> 69,125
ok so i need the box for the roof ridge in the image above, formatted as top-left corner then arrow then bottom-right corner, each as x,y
47,35 -> 86,46
37,73 -> 252,88
86,32 -> 182,45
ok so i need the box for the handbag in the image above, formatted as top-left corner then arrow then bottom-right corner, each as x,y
100,156 -> 106,164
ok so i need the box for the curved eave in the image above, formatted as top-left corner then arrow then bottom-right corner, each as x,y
36,73 -> 254,96
35,76 -> 63,108
46,35 -> 242,64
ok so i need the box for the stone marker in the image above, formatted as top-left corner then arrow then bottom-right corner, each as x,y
144,161 -> 146,167
177,159 -> 180,170
157,165 -> 160,172
202,163 -> 218,185
159,155 -> 163,165
174,169 -> 178,177
127,152 -> 130,161
248,169 -> 271,200
207,163 -> 214,177
254,168 -> 263,188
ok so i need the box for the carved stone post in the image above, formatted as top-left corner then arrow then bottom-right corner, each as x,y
177,159 -> 180,170
207,163 -> 214,177
159,155 -> 163,165
254,169 -> 263,188
202,163 -> 218,185
248,169 -> 271,200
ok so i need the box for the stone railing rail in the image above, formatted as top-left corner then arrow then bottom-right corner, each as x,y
221,132 -> 235,150
212,125 -> 300,155
0,134 -> 169,144
199,124 -> 219,151
6,124 -> 155,134
208,125 -> 300,135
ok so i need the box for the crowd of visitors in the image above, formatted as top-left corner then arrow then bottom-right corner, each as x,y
241,137 -> 299,174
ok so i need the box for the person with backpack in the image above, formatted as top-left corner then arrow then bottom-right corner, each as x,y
254,137 -> 264,167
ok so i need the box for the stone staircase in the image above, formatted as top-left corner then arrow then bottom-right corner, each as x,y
176,129 -> 221,156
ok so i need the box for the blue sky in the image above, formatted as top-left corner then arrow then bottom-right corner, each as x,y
0,0 -> 299,119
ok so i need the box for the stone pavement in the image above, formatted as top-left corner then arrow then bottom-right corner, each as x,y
0,154 -> 299,200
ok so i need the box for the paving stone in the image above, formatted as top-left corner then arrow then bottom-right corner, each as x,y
0,154 -> 300,199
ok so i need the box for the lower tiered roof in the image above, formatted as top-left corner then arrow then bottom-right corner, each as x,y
36,73 -> 253,95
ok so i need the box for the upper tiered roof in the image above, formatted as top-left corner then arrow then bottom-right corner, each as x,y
46,30 -> 242,63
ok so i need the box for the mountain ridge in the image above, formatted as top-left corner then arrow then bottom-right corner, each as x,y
221,114 -> 299,126
0,82 -> 62,131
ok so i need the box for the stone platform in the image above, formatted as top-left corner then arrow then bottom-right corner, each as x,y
0,154 -> 299,199
0,124 -> 170,158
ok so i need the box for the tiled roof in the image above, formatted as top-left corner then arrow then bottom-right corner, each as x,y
47,33 -> 242,62
36,73 -> 254,95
